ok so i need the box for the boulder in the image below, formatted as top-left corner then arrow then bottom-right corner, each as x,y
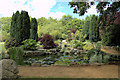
41,64 -> 50,67
0,59 -> 18,78
31,62 -> 41,67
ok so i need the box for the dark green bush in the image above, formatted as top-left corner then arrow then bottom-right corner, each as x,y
87,49 -> 110,63
22,39 -> 39,50
103,55 -> 110,63
5,37 -> 19,49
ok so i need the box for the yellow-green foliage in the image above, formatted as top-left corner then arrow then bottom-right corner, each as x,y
69,30 -> 87,48
50,30 -> 62,40
62,34 -> 68,40
37,22 -> 64,38
71,30 -> 86,42
83,43 -> 94,50
83,41 -> 101,50
55,40 -> 61,45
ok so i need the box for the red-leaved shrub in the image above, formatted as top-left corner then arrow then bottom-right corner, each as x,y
68,28 -> 76,41
38,34 -> 56,49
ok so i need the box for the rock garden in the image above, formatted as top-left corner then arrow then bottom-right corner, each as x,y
0,7 -> 120,79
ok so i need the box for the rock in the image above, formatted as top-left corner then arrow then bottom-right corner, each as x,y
69,62 -> 78,66
50,49 -> 56,53
61,40 -> 67,48
90,63 -> 101,66
74,52 -> 77,55
73,49 -> 77,53
41,64 -> 50,67
4,54 -> 10,59
1,59 -> 18,78
31,62 -> 41,67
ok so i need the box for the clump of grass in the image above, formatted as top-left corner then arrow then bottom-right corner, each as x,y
9,46 -> 24,65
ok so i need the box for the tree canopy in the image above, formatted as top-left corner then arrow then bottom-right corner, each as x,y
69,1 -> 120,26
69,1 -> 120,16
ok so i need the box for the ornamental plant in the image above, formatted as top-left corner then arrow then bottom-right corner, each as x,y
22,39 -> 40,50
38,34 -> 56,49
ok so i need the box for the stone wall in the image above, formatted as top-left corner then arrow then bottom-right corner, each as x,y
23,48 -> 87,57
23,48 -> 60,57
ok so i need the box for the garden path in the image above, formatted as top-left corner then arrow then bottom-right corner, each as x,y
101,47 -> 120,55
18,65 -> 119,78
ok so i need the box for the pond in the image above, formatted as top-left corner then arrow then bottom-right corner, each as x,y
23,53 -> 89,66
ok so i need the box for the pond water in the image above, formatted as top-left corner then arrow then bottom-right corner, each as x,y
23,53 -> 88,65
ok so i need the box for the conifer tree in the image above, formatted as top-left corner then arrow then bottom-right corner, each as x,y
16,12 -> 22,42
89,15 -> 99,42
10,10 -> 30,43
30,18 -> 38,41
21,11 -> 30,41
82,16 -> 90,40
10,11 -> 19,38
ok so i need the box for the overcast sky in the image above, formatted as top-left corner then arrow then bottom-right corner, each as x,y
0,0 -> 98,20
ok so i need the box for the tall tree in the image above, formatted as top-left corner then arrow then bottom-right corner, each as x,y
10,10 -> 30,43
100,12 -> 120,45
89,15 -> 99,42
82,16 -> 90,39
20,11 -> 30,41
15,12 -> 22,42
10,11 -> 19,38
60,15 -> 73,26
30,18 -> 38,41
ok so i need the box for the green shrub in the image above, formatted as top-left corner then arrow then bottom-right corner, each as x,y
55,40 -> 61,45
89,54 -> 98,64
61,57 -> 71,63
5,37 -> 19,49
83,43 -> 94,50
74,40 -> 84,49
103,55 -> 110,63
22,39 -> 40,50
87,49 -> 105,63
55,57 -> 70,66
9,47 -> 24,65
83,41 -> 101,51
62,34 -> 68,40
97,54 -> 103,63
89,54 -> 103,64
69,40 -> 76,48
